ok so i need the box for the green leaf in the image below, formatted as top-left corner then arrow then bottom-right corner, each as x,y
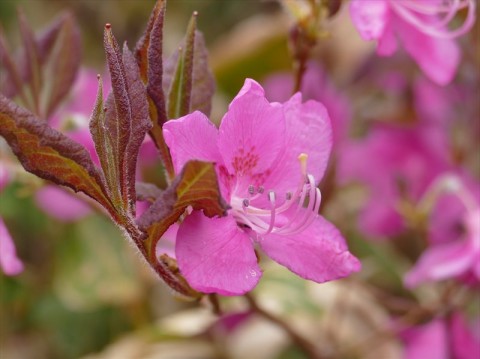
101,25 -> 151,215
166,12 -> 196,120
134,0 -> 175,180
164,26 -> 215,118
137,160 -> 227,296
0,95 -> 116,218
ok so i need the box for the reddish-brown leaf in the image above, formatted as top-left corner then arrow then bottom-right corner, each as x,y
41,12 -> 81,118
0,95 -> 116,217
134,0 -> 174,179
102,26 -> 151,214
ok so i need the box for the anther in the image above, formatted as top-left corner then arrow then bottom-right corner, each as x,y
286,192 -> 292,200
242,199 -> 250,207
248,185 -> 255,195
298,153 -> 308,177
257,186 -> 265,194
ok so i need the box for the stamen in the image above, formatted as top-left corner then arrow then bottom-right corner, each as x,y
242,199 -> 250,208
390,0 -> 475,39
248,185 -> 255,195
262,191 -> 277,235
286,192 -> 292,200
257,186 -> 264,194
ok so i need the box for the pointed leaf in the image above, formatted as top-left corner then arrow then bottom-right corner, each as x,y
18,9 -> 42,115
102,25 -> 151,214
163,23 -> 215,117
89,76 -> 122,207
166,13 -> 196,120
2,12 -> 81,119
0,27 -> 24,99
134,0 -> 175,179
0,95 -> 116,217
40,12 -> 81,118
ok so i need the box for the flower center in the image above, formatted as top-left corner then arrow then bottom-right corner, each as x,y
230,154 -> 321,237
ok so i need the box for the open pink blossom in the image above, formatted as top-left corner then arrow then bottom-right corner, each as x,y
405,177 -> 480,287
163,79 -> 361,295
349,0 -> 476,85
338,123 -> 450,238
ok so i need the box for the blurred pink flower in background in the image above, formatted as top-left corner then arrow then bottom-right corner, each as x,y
405,176 -> 480,287
163,79 -> 361,295
263,61 -> 351,145
0,163 -> 23,276
349,0 -> 476,85
401,312 -> 480,359
338,123 -> 451,238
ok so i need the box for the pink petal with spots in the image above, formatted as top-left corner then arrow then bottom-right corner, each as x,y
0,218 -> 24,276
262,95 -> 332,198
176,211 -> 261,295
396,17 -> 460,85
35,186 -> 91,222
404,240 -> 474,288
259,214 -> 361,283
163,111 -> 221,174
349,0 -> 390,41
218,79 -> 286,187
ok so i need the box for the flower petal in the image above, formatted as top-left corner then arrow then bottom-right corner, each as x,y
402,319 -> 448,359
262,94 -> 332,194
350,0 -> 390,41
0,217 -> 24,276
163,111 -> 221,174
404,240 -> 474,288
259,214 -> 361,283
218,79 -> 286,187
35,186 -> 91,222
396,17 -> 460,85
176,211 -> 261,295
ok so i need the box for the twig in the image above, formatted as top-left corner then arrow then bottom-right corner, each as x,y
245,293 -> 324,359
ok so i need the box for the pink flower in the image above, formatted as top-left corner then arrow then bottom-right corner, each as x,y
349,0 -> 476,85
163,79 -> 361,295
338,123 -> 450,238
405,177 -> 480,287
263,62 -> 351,145
401,312 -> 480,359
